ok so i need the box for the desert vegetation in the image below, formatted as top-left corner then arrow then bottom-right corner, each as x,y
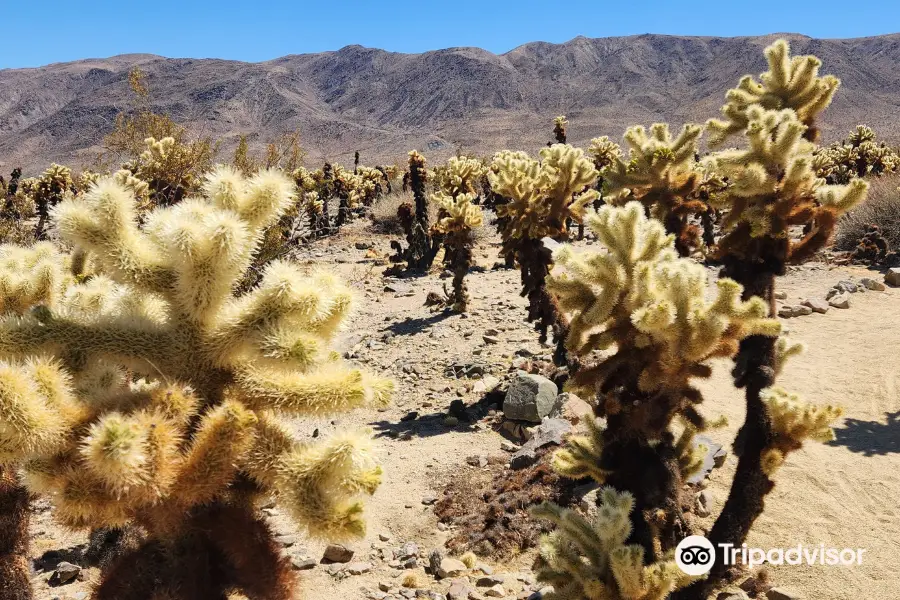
1,39 -> 898,600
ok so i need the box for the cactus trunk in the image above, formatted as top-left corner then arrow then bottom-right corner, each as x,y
0,466 -> 32,600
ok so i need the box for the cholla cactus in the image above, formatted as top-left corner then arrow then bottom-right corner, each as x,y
707,39 -> 839,144
547,202 -> 777,555
488,144 -> 599,363
0,168 -> 392,598
605,124 -> 709,255
19,163 -> 74,239
433,156 -> 486,200
392,151 -> 436,270
553,115 -> 569,144
431,191 -> 484,311
815,125 -> 899,182
531,488 -> 695,600
675,40 -> 864,594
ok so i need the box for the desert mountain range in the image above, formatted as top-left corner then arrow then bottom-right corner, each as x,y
3,32 -> 900,173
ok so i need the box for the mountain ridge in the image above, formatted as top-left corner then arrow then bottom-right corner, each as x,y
3,32 -> 900,173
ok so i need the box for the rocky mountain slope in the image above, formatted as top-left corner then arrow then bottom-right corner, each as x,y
3,32 -> 900,172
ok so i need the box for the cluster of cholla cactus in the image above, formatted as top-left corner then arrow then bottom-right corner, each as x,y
121,136 -> 214,206
17,163 -> 75,239
488,144 -> 599,364
534,40 -> 861,599
391,151 -> 437,270
814,125 -> 899,183
605,124 -> 712,256
0,168 -> 392,598
532,486 -> 696,600
430,156 -> 487,311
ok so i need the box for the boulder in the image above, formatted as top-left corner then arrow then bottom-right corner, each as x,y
503,372 -> 559,423
54,561 -> 81,584
793,304 -> 813,316
322,544 -> 354,563
437,557 -> 468,579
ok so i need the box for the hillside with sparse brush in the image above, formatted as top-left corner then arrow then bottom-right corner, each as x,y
4,32 -> 900,172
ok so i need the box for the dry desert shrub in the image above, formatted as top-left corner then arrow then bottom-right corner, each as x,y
835,171 -> 900,251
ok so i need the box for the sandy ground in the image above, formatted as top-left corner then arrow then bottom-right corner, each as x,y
25,217 -> 900,600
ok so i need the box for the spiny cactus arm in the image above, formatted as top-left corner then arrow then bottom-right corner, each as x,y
233,364 -> 392,416
707,39 -> 840,145
539,144 -> 600,224
431,192 -> 484,234
274,430 -> 382,540
551,417 -> 609,483
169,399 -> 259,507
52,178 -> 176,292
0,359 -> 84,464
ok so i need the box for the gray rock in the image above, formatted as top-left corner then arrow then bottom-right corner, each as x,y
54,562 -> 81,584
484,585 -> 506,597
774,290 -> 788,300
777,305 -> 795,318
828,293 -> 851,309
503,372 -> 559,423
836,280 -> 860,293
422,494 -> 438,505
466,455 -> 488,468
274,534 -> 298,547
551,392 -> 593,425
860,277 -> 886,291
437,557 -> 468,578
886,268 -> 900,287
767,588 -> 802,600
477,576 -> 506,587
447,581 -> 471,600
800,298 -> 829,314
428,548 -> 444,575
793,304 -> 813,316
345,562 -> 373,575
291,557 -> 317,570
399,542 -> 420,559
510,418 -> 572,469
322,544 -> 354,563
697,489 -> 713,517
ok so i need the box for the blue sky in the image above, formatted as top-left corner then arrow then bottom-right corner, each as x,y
3,0 -> 900,69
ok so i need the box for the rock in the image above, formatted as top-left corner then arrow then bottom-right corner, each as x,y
399,542 -> 420,559
447,581 -> 471,600
477,576 -> 506,587
777,305 -> 795,318
428,549 -> 444,575
473,376 -> 501,395
774,291 -> 787,300
274,534 -> 298,547
484,585 -> 506,597
503,372 -> 559,423
510,418 -> 572,470
792,304 -> 813,316
860,277 -> 886,291
54,561 -> 81,584
500,441 -> 520,452
885,268 -> 900,287
379,533 -> 392,542
482,335 -> 500,344
800,298 -> 829,314
422,494 -> 438,505
437,558 -> 468,579
685,435 -> 725,484
291,557 -> 317,570
322,544 -> 354,563
828,293 -> 850,309
836,280 -> 859,293
825,287 -> 839,300
466,455 -> 488,468
443,416 -> 460,427
355,242 -> 373,250
552,392 -> 593,425
345,562 -> 373,575
767,588 -> 802,600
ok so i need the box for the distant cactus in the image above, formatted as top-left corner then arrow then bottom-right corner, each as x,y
488,144 -> 599,364
0,168 -> 392,598
18,163 -> 75,239
553,115 -> 568,144
392,151 -> 437,270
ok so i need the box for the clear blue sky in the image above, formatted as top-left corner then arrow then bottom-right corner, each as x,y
3,0 -> 900,69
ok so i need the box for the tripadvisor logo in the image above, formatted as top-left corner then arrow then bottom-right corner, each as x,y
675,535 -> 867,575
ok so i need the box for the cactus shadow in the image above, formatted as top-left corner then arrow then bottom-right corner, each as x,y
828,410 -> 900,456
370,412 -> 479,439
384,311 -> 453,337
